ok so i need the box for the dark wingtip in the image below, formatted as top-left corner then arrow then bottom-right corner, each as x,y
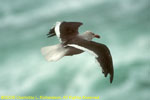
47,33 -> 55,38
110,72 -> 114,83
47,26 -> 56,38
104,72 -> 113,83
104,73 -> 108,77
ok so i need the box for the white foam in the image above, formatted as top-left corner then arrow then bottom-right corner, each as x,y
0,0 -> 105,28
64,55 -> 101,95
113,35 -> 150,67
0,51 -> 63,95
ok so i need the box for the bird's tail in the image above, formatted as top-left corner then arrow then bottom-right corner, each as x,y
41,44 -> 68,62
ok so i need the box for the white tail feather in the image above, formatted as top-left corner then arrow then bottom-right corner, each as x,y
41,44 -> 68,62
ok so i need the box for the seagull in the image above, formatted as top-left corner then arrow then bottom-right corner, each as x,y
41,21 -> 114,83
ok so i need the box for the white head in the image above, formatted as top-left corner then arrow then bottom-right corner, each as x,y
82,30 -> 100,41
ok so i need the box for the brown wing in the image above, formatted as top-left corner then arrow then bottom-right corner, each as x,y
66,38 -> 114,83
59,22 -> 83,42
47,21 -> 83,42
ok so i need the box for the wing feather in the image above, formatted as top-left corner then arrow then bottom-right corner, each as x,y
67,38 -> 114,83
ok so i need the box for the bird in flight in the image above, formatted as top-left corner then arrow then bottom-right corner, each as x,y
41,21 -> 114,83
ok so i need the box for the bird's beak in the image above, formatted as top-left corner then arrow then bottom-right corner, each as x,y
94,34 -> 100,38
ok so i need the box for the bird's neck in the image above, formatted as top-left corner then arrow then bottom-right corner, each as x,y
78,33 -> 93,41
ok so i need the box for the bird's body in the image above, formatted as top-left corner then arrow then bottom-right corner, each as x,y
41,31 -> 95,60
41,21 -> 114,83
65,31 -> 96,56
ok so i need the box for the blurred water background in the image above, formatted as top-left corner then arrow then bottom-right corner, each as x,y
0,0 -> 150,100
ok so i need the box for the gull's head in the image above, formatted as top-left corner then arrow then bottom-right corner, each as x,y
83,30 -> 100,40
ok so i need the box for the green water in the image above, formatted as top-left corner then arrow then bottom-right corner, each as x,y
0,0 -> 150,100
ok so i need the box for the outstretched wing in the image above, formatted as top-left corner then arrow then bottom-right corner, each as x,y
66,38 -> 114,83
47,21 -> 83,42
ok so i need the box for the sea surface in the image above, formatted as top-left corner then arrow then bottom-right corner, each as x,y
0,0 -> 150,100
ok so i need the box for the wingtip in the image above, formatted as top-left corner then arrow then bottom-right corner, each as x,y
104,73 -> 108,77
104,72 -> 113,83
47,33 -> 56,38
110,73 -> 114,83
